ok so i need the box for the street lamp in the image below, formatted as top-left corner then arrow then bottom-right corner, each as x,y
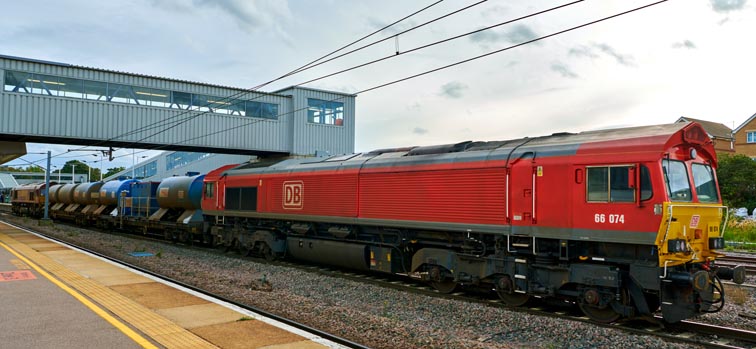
71,163 -> 76,184
92,153 -> 104,181
82,160 -> 91,182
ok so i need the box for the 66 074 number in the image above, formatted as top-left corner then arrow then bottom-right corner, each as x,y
594,213 -> 625,224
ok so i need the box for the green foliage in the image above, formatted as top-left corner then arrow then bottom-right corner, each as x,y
0,165 -> 44,172
103,167 -> 126,179
725,213 -> 756,247
716,152 -> 756,211
24,166 -> 45,173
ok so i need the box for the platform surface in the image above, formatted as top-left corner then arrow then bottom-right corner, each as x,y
0,221 -> 338,349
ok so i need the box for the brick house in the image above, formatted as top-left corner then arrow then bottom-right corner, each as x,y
732,112 -> 756,158
675,117 -> 734,154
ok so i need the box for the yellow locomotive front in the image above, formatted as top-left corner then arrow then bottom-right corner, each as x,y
654,141 -> 744,322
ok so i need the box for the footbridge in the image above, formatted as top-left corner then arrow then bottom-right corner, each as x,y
0,55 -> 355,157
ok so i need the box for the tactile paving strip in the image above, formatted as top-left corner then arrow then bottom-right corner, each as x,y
0,226 -> 218,349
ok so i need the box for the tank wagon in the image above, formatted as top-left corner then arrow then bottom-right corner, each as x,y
145,174 -> 207,242
50,183 -> 81,220
98,179 -> 138,218
202,122 -> 744,323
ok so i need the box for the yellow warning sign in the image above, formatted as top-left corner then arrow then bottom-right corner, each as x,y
537,166 -> 543,177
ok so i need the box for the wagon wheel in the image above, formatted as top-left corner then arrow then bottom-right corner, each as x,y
223,239 -> 237,253
579,288 -> 627,323
179,231 -> 190,244
428,266 -> 458,293
495,276 -> 530,306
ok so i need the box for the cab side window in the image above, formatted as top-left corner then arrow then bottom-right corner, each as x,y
587,165 -> 640,203
204,182 -> 214,198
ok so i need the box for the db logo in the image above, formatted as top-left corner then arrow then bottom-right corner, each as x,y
283,181 -> 303,209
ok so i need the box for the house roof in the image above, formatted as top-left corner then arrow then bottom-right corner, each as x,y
675,117 -> 733,139
733,112 -> 756,134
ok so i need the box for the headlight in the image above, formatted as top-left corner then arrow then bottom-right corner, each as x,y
668,239 -> 687,253
709,237 -> 725,250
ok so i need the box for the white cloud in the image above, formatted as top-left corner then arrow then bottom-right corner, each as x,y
551,62 -> 578,79
438,81 -> 468,99
710,0 -> 748,12
469,24 -> 539,46
672,40 -> 697,49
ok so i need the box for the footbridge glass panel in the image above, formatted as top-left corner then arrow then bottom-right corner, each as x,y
3,70 -> 279,119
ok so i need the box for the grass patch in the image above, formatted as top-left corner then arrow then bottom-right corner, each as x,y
724,214 -> 756,250
724,285 -> 750,306
237,316 -> 253,322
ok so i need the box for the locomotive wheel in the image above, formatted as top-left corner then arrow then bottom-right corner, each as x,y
428,266 -> 457,293
260,243 -> 276,262
579,301 -> 621,323
430,280 -> 458,294
495,276 -> 530,306
579,289 -> 627,323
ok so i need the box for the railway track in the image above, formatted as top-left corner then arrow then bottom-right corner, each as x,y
718,255 -> 756,274
5,215 -> 756,349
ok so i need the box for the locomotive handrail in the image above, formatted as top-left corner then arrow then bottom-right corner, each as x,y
660,260 -> 671,279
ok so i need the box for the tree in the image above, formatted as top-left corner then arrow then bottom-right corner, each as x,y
103,167 -> 126,179
24,166 -> 44,172
716,153 -> 756,210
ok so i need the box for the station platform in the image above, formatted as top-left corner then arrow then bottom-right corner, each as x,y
0,221 -> 341,349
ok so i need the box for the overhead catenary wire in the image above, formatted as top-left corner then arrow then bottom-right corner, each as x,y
116,0 -> 484,141
248,0 -> 450,90
277,0 -> 492,81
58,0 -> 447,160
109,0 -> 670,161
99,0 -> 494,151
293,0 -> 585,87
116,0 -> 584,150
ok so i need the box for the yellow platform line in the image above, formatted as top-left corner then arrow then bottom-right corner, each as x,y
0,229 -> 218,349
0,239 -> 158,348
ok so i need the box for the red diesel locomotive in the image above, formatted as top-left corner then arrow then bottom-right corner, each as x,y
201,121 -> 742,323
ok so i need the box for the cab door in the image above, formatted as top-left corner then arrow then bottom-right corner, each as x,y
508,152 -> 537,227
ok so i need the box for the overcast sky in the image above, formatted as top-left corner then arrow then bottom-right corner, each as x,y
1,0 -> 754,171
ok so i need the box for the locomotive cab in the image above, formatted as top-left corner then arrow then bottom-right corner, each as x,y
652,126 -> 744,322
